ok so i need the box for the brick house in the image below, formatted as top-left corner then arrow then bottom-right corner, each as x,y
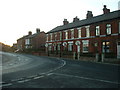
17,35 -> 29,51
17,28 -> 46,52
46,5 -> 120,60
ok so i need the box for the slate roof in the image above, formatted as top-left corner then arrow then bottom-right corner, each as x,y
17,32 -> 40,41
25,33 -> 40,38
17,35 -> 29,41
47,10 -> 120,34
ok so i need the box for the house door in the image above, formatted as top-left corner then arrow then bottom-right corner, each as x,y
75,41 -> 81,53
77,45 -> 80,53
117,42 -> 120,59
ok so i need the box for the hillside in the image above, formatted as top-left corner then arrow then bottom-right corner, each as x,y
0,42 -> 14,52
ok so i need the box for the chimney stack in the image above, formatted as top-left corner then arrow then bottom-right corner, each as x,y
63,19 -> 69,25
28,31 -> 32,35
36,28 -> 40,33
73,16 -> 79,22
103,5 -> 110,14
86,11 -> 93,19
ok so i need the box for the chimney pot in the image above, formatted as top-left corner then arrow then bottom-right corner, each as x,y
28,31 -> 32,35
103,5 -> 110,14
36,28 -> 40,33
104,5 -> 106,8
86,11 -> 93,19
73,16 -> 79,22
63,19 -> 69,25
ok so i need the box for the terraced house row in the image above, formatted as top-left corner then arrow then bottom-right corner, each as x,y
45,5 -> 120,60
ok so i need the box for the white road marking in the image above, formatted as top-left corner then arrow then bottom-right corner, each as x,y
17,79 -> 31,83
0,83 -> 12,87
53,73 -> 120,85
47,73 -> 53,76
45,59 -> 66,74
17,80 -> 25,83
27,75 -> 38,78
11,78 -> 24,82
22,79 -> 31,82
33,76 -> 44,80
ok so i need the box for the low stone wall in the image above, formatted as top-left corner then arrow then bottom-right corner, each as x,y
103,58 -> 120,64
78,56 -> 96,62
31,52 -> 120,64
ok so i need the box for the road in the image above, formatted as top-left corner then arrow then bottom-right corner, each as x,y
1,52 -> 120,88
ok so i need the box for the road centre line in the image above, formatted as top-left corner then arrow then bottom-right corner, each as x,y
53,73 -> 120,85
11,78 -> 24,82
17,79 -> 31,83
33,76 -> 44,80
0,83 -> 12,87
44,59 -> 66,74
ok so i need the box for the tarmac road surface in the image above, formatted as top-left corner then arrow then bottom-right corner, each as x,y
1,52 -> 120,88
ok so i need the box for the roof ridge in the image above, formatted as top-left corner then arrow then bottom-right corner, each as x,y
47,10 -> 120,33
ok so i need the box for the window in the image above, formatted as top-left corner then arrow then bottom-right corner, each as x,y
25,39 -> 30,45
71,29 -> 74,39
78,28 -> 81,38
82,40 -> 89,52
86,26 -> 90,37
102,41 -> 110,53
54,33 -> 57,40
25,46 -> 28,49
50,33 -> 53,41
46,34 -> 48,41
106,24 -> 111,35
65,31 -> 68,39
60,32 -> 62,40
96,26 -> 100,36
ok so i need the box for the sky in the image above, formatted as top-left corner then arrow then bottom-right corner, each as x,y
0,0 -> 120,46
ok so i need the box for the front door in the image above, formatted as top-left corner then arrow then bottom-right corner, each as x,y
77,45 -> 80,53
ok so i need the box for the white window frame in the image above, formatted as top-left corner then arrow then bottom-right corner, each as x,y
82,40 -> 89,53
65,30 -> 68,40
96,26 -> 100,36
60,31 -> 62,40
46,34 -> 48,41
102,41 -> 110,53
54,32 -> 57,41
25,39 -> 30,45
78,27 -> 81,38
50,33 -> 53,41
71,29 -> 74,39
86,26 -> 90,37
106,24 -> 111,35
